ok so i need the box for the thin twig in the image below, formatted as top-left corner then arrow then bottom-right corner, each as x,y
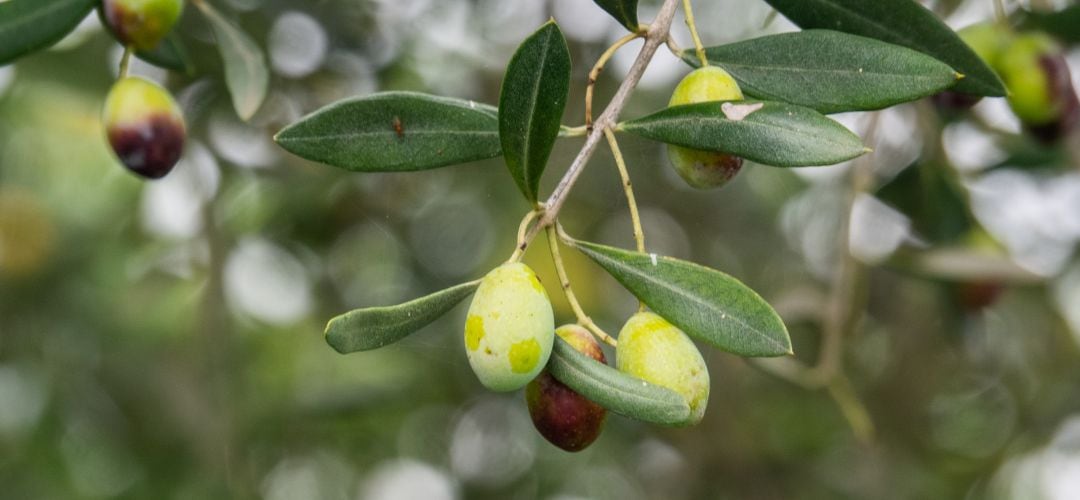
603,128 -> 645,254
517,0 -> 682,252
681,0 -> 709,66
586,31 -> 643,130
546,225 -> 618,346
603,128 -> 647,312
507,209 -> 542,263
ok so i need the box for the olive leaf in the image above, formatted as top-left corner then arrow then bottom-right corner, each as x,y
325,281 -> 480,354
548,336 -> 692,426
499,20 -> 571,202
591,0 -> 639,31
1021,5 -> 1080,45
194,0 -> 269,120
0,0 -> 97,65
621,100 -> 868,167
136,33 -> 195,75
763,0 -> 1006,96
684,30 -> 962,114
567,238 -> 792,357
275,92 -> 502,172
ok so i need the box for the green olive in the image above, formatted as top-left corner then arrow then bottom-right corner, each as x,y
616,311 -> 709,426
997,32 -> 1079,142
101,0 -> 184,51
464,262 -> 554,392
102,76 -> 186,179
667,66 -> 745,189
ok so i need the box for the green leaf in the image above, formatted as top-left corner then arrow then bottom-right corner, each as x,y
548,336 -> 692,426
499,21 -> 571,202
1021,5 -> 1080,45
763,0 -> 1006,96
194,0 -> 268,120
568,238 -> 792,357
275,92 -> 502,172
325,281 -> 480,354
0,0 -> 97,65
591,0 -> 639,31
621,100 -> 868,167
136,33 -> 194,75
684,30 -> 961,114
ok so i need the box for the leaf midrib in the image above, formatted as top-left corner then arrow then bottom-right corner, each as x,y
588,250 -> 787,353
518,26 -> 555,197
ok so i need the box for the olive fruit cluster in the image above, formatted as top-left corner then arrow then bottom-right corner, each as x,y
667,66 -> 746,189
99,0 -> 187,179
465,263 -> 711,451
937,24 -> 1078,143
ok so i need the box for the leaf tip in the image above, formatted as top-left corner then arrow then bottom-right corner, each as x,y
955,72 -> 966,81
862,146 -> 875,154
324,317 -> 349,354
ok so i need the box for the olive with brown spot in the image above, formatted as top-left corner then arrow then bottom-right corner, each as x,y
102,77 -> 186,179
526,325 -> 607,452
100,0 -> 184,51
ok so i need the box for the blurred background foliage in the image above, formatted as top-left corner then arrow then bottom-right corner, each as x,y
1,0 -> 1079,499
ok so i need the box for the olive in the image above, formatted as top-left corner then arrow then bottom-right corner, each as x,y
616,312 -> 709,426
667,66 -> 746,189
101,0 -> 184,51
464,262 -> 554,392
525,324 -> 607,452
102,76 -> 186,179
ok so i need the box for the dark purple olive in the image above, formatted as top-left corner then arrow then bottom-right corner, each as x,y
103,77 -> 186,179
525,324 -> 607,452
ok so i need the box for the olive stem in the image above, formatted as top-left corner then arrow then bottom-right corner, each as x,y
681,0 -> 709,67
546,225 -> 618,347
517,0 -> 682,253
827,375 -> 875,444
585,31 -> 643,131
507,209 -> 543,263
664,34 -> 684,60
119,45 -> 134,78
751,112 -> 881,441
992,0 -> 1006,24
602,128 -> 648,312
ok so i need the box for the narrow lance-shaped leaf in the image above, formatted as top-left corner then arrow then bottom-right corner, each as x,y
194,0 -> 268,120
548,337 -> 692,426
568,238 -> 792,357
136,33 -> 195,75
325,281 -> 480,354
683,30 -> 962,114
499,21 -> 571,202
1021,5 -> 1080,45
621,100 -> 868,167
0,0 -> 97,65
275,92 -> 502,172
763,0 -> 1006,97
591,0 -> 639,31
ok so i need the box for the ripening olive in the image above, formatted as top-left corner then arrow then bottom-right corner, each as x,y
932,23 -> 1013,112
101,0 -> 184,51
667,66 -> 745,189
464,262 -> 554,392
616,312 -> 709,426
997,33 -> 1079,142
103,77 -> 186,179
525,324 -> 607,452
